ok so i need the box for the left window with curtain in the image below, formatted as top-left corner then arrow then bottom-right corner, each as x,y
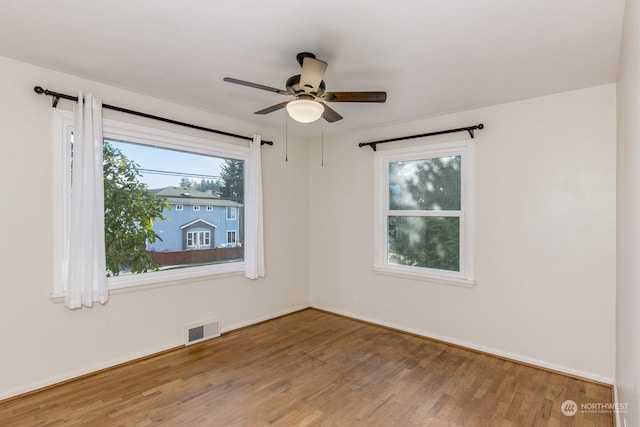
52,109 -> 249,297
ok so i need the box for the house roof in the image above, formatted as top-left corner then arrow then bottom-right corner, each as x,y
180,219 -> 217,230
153,187 -> 243,207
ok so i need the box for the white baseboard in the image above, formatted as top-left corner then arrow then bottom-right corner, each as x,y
0,342 -> 182,402
1,304 -> 311,402
312,304 -> 614,385
3,304 -> 610,402
222,304 -> 310,333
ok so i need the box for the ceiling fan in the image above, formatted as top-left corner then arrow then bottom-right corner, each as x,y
224,52 -> 387,123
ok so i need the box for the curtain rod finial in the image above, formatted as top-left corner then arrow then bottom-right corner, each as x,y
34,86 -> 45,94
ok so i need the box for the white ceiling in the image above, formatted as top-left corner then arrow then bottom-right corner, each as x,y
0,0 -> 625,136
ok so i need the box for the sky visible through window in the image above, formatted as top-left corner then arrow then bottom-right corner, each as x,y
107,139 -> 225,190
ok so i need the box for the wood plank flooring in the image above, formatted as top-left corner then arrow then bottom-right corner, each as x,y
0,308 -> 613,426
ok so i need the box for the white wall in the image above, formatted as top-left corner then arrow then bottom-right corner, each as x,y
0,56 -> 310,399
616,0 -> 640,424
0,52 -> 619,401
309,84 -> 617,382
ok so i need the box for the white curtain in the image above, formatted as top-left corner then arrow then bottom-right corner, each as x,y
64,92 -> 108,309
244,135 -> 265,279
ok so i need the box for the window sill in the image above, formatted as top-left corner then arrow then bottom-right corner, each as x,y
51,262 -> 246,302
372,266 -> 476,288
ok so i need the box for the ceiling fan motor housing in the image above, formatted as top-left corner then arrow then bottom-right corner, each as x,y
286,75 -> 326,97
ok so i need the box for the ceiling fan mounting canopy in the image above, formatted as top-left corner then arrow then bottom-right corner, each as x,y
296,52 -> 317,66
223,51 -> 386,123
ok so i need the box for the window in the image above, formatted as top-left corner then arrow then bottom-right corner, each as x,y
374,140 -> 474,286
206,206 -> 213,211
226,206 -> 237,220
52,110 -> 248,296
193,205 -> 200,211
187,231 -> 211,248
227,230 -> 237,244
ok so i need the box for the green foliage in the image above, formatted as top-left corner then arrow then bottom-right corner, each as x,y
196,178 -> 223,195
387,156 -> 461,271
389,156 -> 461,210
388,216 -> 460,271
220,159 -> 244,202
179,177 -> 194,188
103,142 -> 169,276
178,177 -> 223,195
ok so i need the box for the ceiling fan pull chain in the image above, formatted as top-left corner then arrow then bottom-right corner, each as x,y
321,121 -> 324,167
285,113 -> 289,162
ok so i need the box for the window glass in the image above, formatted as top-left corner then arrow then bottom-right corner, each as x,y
389,157 -> 461,211
104,139 -> 244,276
374,141 -> 474,285
53,110 -> 251,295
388,216 -> 460,271
226,206 -> 237,220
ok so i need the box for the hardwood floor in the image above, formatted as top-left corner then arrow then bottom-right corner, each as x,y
1,309 -> 613,426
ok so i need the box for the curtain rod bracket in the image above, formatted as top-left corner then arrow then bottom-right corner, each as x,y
358,142 -> 377,151
468,123 -> 484,138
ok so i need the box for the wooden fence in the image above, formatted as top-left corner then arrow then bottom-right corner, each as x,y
147,247 -> 243,266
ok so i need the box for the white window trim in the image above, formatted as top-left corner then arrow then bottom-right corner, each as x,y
52,109 -> 249,298
187,230 -> 211,248
227,230 -> 238,243
193,205 -> 200,211
175,204 -> 184,211
226,206 -> 237,220
373,140 -> 475,287
206,205 -> 213,211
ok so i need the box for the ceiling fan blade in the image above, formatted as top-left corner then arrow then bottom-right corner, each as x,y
299,57 -> 328,93
321,91 -> 387,103
319,102 -> 343,122
223,77 -> 289,95
254,101 -> 290,115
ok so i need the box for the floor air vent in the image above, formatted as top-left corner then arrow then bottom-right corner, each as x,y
185,317 -> 221,346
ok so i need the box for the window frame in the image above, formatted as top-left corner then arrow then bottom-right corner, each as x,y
227,230 -> 237,244
193,205 -> 200,211
52,109 -> 249,297
373,140 -> 475,287
175,204 -> 184,211
187,230 -> 211,248
226,206 -> 237,220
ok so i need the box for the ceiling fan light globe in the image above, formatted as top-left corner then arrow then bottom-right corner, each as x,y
286,100 -> 324,123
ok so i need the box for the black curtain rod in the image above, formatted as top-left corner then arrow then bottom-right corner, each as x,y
33,86 -> 273,146
358,123 -> 484,151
